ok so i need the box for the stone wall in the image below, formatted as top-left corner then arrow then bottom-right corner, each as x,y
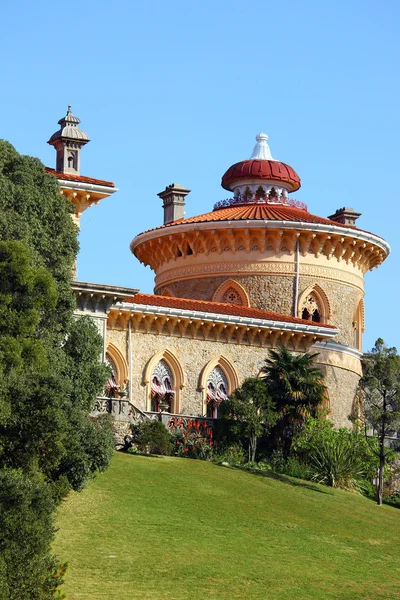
106,326 -> 360,428
158,272 -> 362,347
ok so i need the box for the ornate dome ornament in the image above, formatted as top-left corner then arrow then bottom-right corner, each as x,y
48,105 -> 90,144
220,133 -> 302,207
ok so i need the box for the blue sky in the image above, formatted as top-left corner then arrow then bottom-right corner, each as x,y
1,0 -> 399,351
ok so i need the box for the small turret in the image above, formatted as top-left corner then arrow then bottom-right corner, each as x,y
48,106 -> 89,175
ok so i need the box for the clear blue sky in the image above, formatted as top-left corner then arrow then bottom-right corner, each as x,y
2,0 -> 399,351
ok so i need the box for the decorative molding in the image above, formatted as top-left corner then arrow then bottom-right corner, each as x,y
155,260 -> 364,291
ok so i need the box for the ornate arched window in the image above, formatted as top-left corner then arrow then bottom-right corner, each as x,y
300,293 -> 322,323
212,279 -> 249,307
298,285 -> 330,324
104,344 -> 128,398
143,349 -> 184,414
199,356 -> 239,418
206,366 -> 229,418
151,359 -> 175,412
104,353 -> 119,398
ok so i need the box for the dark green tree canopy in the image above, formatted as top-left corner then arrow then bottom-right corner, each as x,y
0,140 -> 113,596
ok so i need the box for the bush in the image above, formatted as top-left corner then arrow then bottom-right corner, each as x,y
171,429 -> 213,460
132,421 -> 171,456
0,468 -> 66,599
270,451 -> 315,481
309,436 -> 370,490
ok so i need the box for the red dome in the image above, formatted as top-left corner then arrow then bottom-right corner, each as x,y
221,159 -> 301,192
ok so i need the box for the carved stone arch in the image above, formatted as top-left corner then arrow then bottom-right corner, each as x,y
143,349 -> 185,413
212,279 -> 249,307
298,283 -> 331,324
105,342 -> 128,387
353,297 -> 365,351
199,356 -> 239,417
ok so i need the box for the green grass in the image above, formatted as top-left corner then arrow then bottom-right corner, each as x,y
54,452 -> 400,600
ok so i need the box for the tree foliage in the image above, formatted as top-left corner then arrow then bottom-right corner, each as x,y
220,377 -> 277,462
261,346 -> 327,454
360,338 -> 400,504
0,140 -> 113,595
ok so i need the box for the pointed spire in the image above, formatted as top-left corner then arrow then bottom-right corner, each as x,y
250,132 -> 276,161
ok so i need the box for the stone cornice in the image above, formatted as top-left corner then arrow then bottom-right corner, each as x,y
106,300 -> 338,352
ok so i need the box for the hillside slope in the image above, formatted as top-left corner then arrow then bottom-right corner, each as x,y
54,452 -> 400,600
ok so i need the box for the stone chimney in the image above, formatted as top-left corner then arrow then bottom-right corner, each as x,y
328,207 -> 361,227
158,184 -> 191,225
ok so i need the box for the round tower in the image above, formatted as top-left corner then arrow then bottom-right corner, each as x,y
131,134 -> 390,426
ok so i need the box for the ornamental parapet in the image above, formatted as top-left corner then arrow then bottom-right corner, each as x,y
213,195 -> 307,211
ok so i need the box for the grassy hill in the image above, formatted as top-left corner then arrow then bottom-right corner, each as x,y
54,452 -> 400,600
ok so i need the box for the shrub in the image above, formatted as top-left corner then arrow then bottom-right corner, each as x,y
171,429 -> 214,460
309,435 -> 371,491
133,421 -> 171,456
0,468 -> 66,599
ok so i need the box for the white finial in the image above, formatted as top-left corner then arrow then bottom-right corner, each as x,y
250,132 -> 276,161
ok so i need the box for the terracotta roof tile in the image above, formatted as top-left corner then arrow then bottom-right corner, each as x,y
45,168 -> 114,187
124,293 -> 336,329
144,203 -> 357,232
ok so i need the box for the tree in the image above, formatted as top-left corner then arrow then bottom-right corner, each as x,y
0,141 -> 113,596
219,378 -> 276,462
360,338 -> 400,505
260,346 -> 327,455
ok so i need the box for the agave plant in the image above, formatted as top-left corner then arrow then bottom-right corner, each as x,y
309,436 -> 368,491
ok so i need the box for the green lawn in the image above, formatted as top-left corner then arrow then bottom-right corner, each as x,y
54,452 -> 400,600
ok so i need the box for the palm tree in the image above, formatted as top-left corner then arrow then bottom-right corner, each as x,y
260,346 -> 327,454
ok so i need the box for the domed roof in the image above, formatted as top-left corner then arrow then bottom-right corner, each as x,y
48,106 -> 90,144
221,133 -> 301,192
222,159 -> 301,192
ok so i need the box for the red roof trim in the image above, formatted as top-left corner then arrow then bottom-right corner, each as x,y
45,168 -> 115,188
123,293 -> 336,329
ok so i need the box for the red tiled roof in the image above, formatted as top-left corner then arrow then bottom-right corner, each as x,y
124,293 -> 336,329
222,159 -> 301,192
45,168 -> 115,187
145,203 -> 357,232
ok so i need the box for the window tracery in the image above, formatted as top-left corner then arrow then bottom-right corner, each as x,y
206,366 -> 228,418
300,293 -> 322,323
221,287 -> 243,305
151,359 -> 175,412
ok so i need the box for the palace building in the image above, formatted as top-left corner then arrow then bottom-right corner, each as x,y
46,107 -> 390,431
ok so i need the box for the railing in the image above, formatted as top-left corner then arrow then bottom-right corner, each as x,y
213,195 -> 307,211
91,398 -> 216,428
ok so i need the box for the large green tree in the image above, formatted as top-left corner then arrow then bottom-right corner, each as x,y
261,346 -> 327,454
220,378 -> 276,462
0,141 -> 113,598
360,338 -> 400,505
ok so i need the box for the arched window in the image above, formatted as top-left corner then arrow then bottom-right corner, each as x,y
104,344 -> 128,398
151,359 -> 175,412
353,299 -> 365,351
104,354 -> 119,398
298,285 -> 330,324
199,356 -> 239,418
206,366 -> 229,418
143,349 -> 185,414
212,279 -> 249,307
